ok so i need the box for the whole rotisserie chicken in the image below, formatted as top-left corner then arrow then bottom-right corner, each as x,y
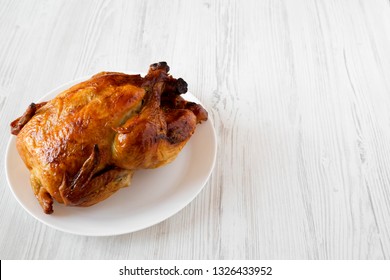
10,62 -> 208,214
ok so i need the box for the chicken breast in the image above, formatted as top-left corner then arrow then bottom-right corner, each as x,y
10,62 -> 208,214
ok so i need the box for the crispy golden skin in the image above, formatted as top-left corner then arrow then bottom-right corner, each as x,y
10,62 -> 207,214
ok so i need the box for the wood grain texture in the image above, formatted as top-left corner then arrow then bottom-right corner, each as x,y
1,0 -> 390,259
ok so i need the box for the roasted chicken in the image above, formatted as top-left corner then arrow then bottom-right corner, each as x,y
10,62 -> 208,214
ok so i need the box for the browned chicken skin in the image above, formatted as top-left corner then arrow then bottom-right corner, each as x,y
10,62 -> 208,214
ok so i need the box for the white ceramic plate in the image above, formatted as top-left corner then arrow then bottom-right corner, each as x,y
5,75 -> 217,236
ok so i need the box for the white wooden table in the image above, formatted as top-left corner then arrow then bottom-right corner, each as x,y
1,0 -> 390,260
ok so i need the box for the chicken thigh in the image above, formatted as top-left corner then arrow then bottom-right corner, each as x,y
11,62 -> 208,214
